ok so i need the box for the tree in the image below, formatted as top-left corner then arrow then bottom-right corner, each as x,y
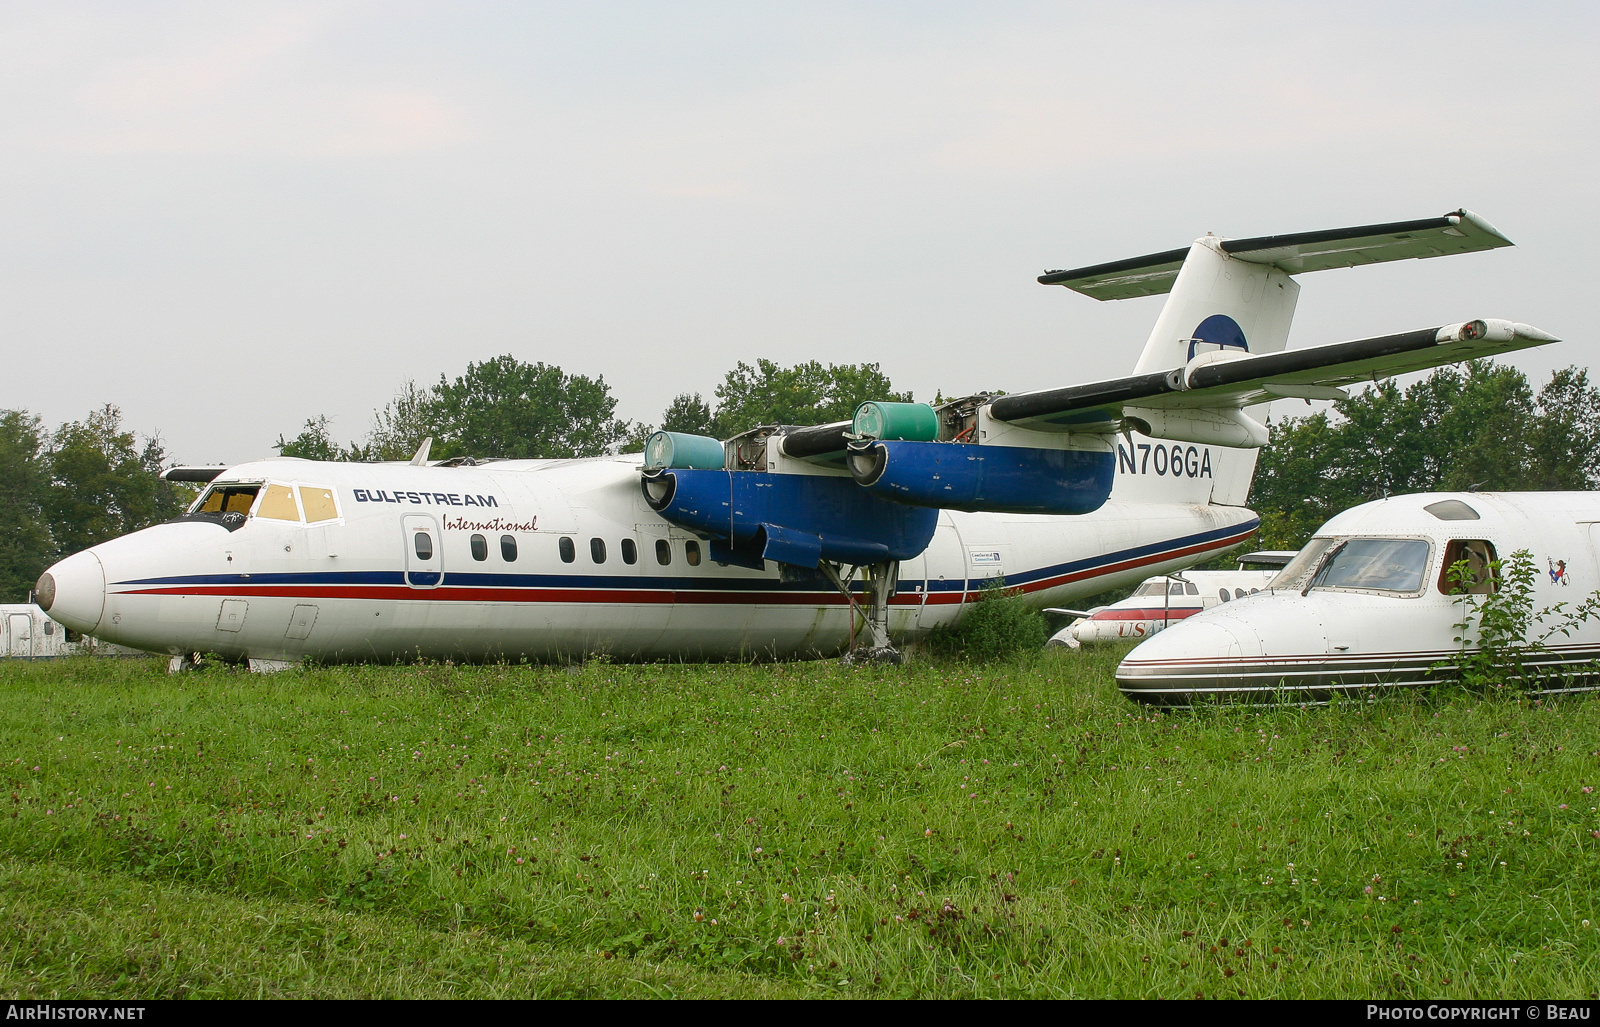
711,359 -> 910,437
1250,362 -> 1600,550
1524,367 -> 1600,490
429,355 -> 628,459
0,411 -> 51,601
274,415 -> 352,461
619,421 -> 654,455
361,380 -> 436,462
660,392 -> 716,436
44,405 -> 186,560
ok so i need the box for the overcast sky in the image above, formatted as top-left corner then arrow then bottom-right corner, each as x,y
2,1 -> 1595,465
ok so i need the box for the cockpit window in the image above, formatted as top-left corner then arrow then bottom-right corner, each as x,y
1267,537 -> 1338,591
300,486 -> 338,523
195,484 -> 260,516
257,483 -> 300,521
1307,538 -> 1432,594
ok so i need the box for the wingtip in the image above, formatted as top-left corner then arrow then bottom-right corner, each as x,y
1512,323 -> 1561,344
1453,209 -> 1514,247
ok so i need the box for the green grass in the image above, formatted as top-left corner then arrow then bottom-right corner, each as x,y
3,650 -> 1599,998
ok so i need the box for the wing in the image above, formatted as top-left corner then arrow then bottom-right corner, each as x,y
989,318 -> 1559,433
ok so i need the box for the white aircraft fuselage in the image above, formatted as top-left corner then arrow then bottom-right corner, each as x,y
38,451 -> 1257,665
33,209 -> 1555,669
1053,565 -> 1283,646
1116,492 -> 1600,704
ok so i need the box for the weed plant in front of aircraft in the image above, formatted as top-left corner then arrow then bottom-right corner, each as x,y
3,654 -> 1599,999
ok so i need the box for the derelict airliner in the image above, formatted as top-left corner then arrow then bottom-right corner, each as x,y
1043,550 -> 1293,647
1115,491 -> 1600,704
35,210 -> 1558,669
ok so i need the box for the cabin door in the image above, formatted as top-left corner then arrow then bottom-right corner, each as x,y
917,519 -> 968,629
403,515 -> 442,589
7,614 -> 32,657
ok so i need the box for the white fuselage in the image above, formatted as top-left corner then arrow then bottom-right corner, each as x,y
42,448 -> 1258,663
1116,492 -> 1600,704
0,604 -> 142,659
1059,568 -> 1280,645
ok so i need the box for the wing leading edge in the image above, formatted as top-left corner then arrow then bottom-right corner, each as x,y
990,319 -> 1560,434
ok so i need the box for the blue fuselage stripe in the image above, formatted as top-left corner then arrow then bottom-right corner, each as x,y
114,519 -> 1257,594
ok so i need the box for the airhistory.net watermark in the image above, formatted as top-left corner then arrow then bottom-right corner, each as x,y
5,1007 -> 145,1021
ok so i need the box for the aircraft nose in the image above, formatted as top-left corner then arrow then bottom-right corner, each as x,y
37,551 -> 107,634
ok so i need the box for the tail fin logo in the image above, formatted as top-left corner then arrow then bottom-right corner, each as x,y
1187,314 -> 1249,362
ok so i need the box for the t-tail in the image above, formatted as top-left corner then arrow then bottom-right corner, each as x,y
1035,209 -> 1535,506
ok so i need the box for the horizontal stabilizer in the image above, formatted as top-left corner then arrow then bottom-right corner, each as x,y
1039,210 -> 1512,301
989,319 -> 1559,435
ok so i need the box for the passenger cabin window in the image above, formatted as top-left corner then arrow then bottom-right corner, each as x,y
257,483 -> 301,521
621,538 -> 637,565
1218,588 -> 1231,602
1306,538 -> 1432,595
1439,539 -> 1499,595
470,534 -> 488,561
685,540 -> 701,566
656,539 -> 672,566
414,532 -> 433,560
300,486 -> 339,523
501,535 -> 518,562
558,537 -> 575,563
591,538 -> 607,564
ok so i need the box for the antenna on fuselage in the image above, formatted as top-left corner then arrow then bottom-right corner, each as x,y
410,437 -> 433,466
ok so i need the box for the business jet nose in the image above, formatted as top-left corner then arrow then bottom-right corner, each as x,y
37,550 -> 107,634
1131,617 -> 1254,661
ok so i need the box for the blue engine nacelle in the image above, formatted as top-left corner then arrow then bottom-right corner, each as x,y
845,440 -> 1114,515
641,468 -> 939,570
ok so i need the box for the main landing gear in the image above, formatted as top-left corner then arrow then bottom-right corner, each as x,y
820,559 -> 903,665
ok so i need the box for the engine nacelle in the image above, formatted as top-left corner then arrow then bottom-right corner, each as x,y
846,440 -> 1114,515
640,467 -> 938,570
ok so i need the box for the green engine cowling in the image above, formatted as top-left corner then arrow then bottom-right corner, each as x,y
642,431 -> 726,471
852,401 -> 939,442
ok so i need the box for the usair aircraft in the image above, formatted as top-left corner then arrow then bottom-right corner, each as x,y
35,210 -> 1558,670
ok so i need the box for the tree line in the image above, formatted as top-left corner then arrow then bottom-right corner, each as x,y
275,356 -> 907,462
1251,362 -> 1600,549
0,405 -> 188,603
3,357 -> 1596,602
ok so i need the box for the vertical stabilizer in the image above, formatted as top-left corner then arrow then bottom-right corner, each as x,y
1133,238 -> 1300,373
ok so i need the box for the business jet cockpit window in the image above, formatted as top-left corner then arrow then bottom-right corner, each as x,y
1305,537 -> 1432,596
1268,537 -> 1338,592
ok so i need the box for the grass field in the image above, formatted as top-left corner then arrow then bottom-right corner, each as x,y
3,648 -> 1598,999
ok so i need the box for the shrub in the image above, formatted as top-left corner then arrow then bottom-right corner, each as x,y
1444,549 -> 1600,689
925,579 -> 1047,663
